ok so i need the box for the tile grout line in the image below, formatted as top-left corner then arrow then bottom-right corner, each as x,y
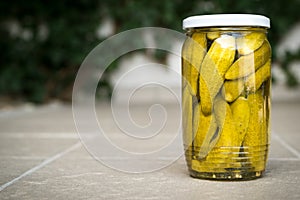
0,142 -> 82,192
272,132 -> 300,160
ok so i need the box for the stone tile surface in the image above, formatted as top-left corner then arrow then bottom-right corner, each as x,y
0,101 -> 300,199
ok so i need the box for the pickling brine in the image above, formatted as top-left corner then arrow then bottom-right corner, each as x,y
182,14 -> 271,180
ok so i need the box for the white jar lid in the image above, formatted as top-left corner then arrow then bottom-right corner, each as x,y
183,14 -> 270,29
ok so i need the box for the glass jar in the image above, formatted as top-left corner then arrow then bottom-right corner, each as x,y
181,14 -> 271,180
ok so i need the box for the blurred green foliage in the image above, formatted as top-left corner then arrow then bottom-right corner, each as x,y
1,0 -> 300,103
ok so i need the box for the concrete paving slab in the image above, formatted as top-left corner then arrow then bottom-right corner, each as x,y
1,149 -> 300,200
0,138 -> 78,157
0,158 -> 43,186
271,101 -> 300,154
271,101 -> 300,134
0,108 -> 76,134
0,101 -> 300,199
269,135 -> 298,159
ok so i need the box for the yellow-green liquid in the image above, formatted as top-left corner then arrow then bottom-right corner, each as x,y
182,28 -> 271,180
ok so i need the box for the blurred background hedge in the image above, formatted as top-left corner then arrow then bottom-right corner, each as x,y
1,0 -> 299,103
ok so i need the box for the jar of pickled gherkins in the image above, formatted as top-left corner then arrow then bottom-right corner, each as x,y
181,14 -> 271,180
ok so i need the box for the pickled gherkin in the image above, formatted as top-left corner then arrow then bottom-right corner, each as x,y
182,21 -> 271,180
236,32 -> 265,55
199,35 -> 236,115
231,97 -> 250,143
181,32 -> 207,96
225,40 -> 271,80
182,85 -> 194,148
243,91 -> 268,172
222,79 -> 244,103
245,59 -> 271,92
207,31 -> 221,40
195,108 -> 218,159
